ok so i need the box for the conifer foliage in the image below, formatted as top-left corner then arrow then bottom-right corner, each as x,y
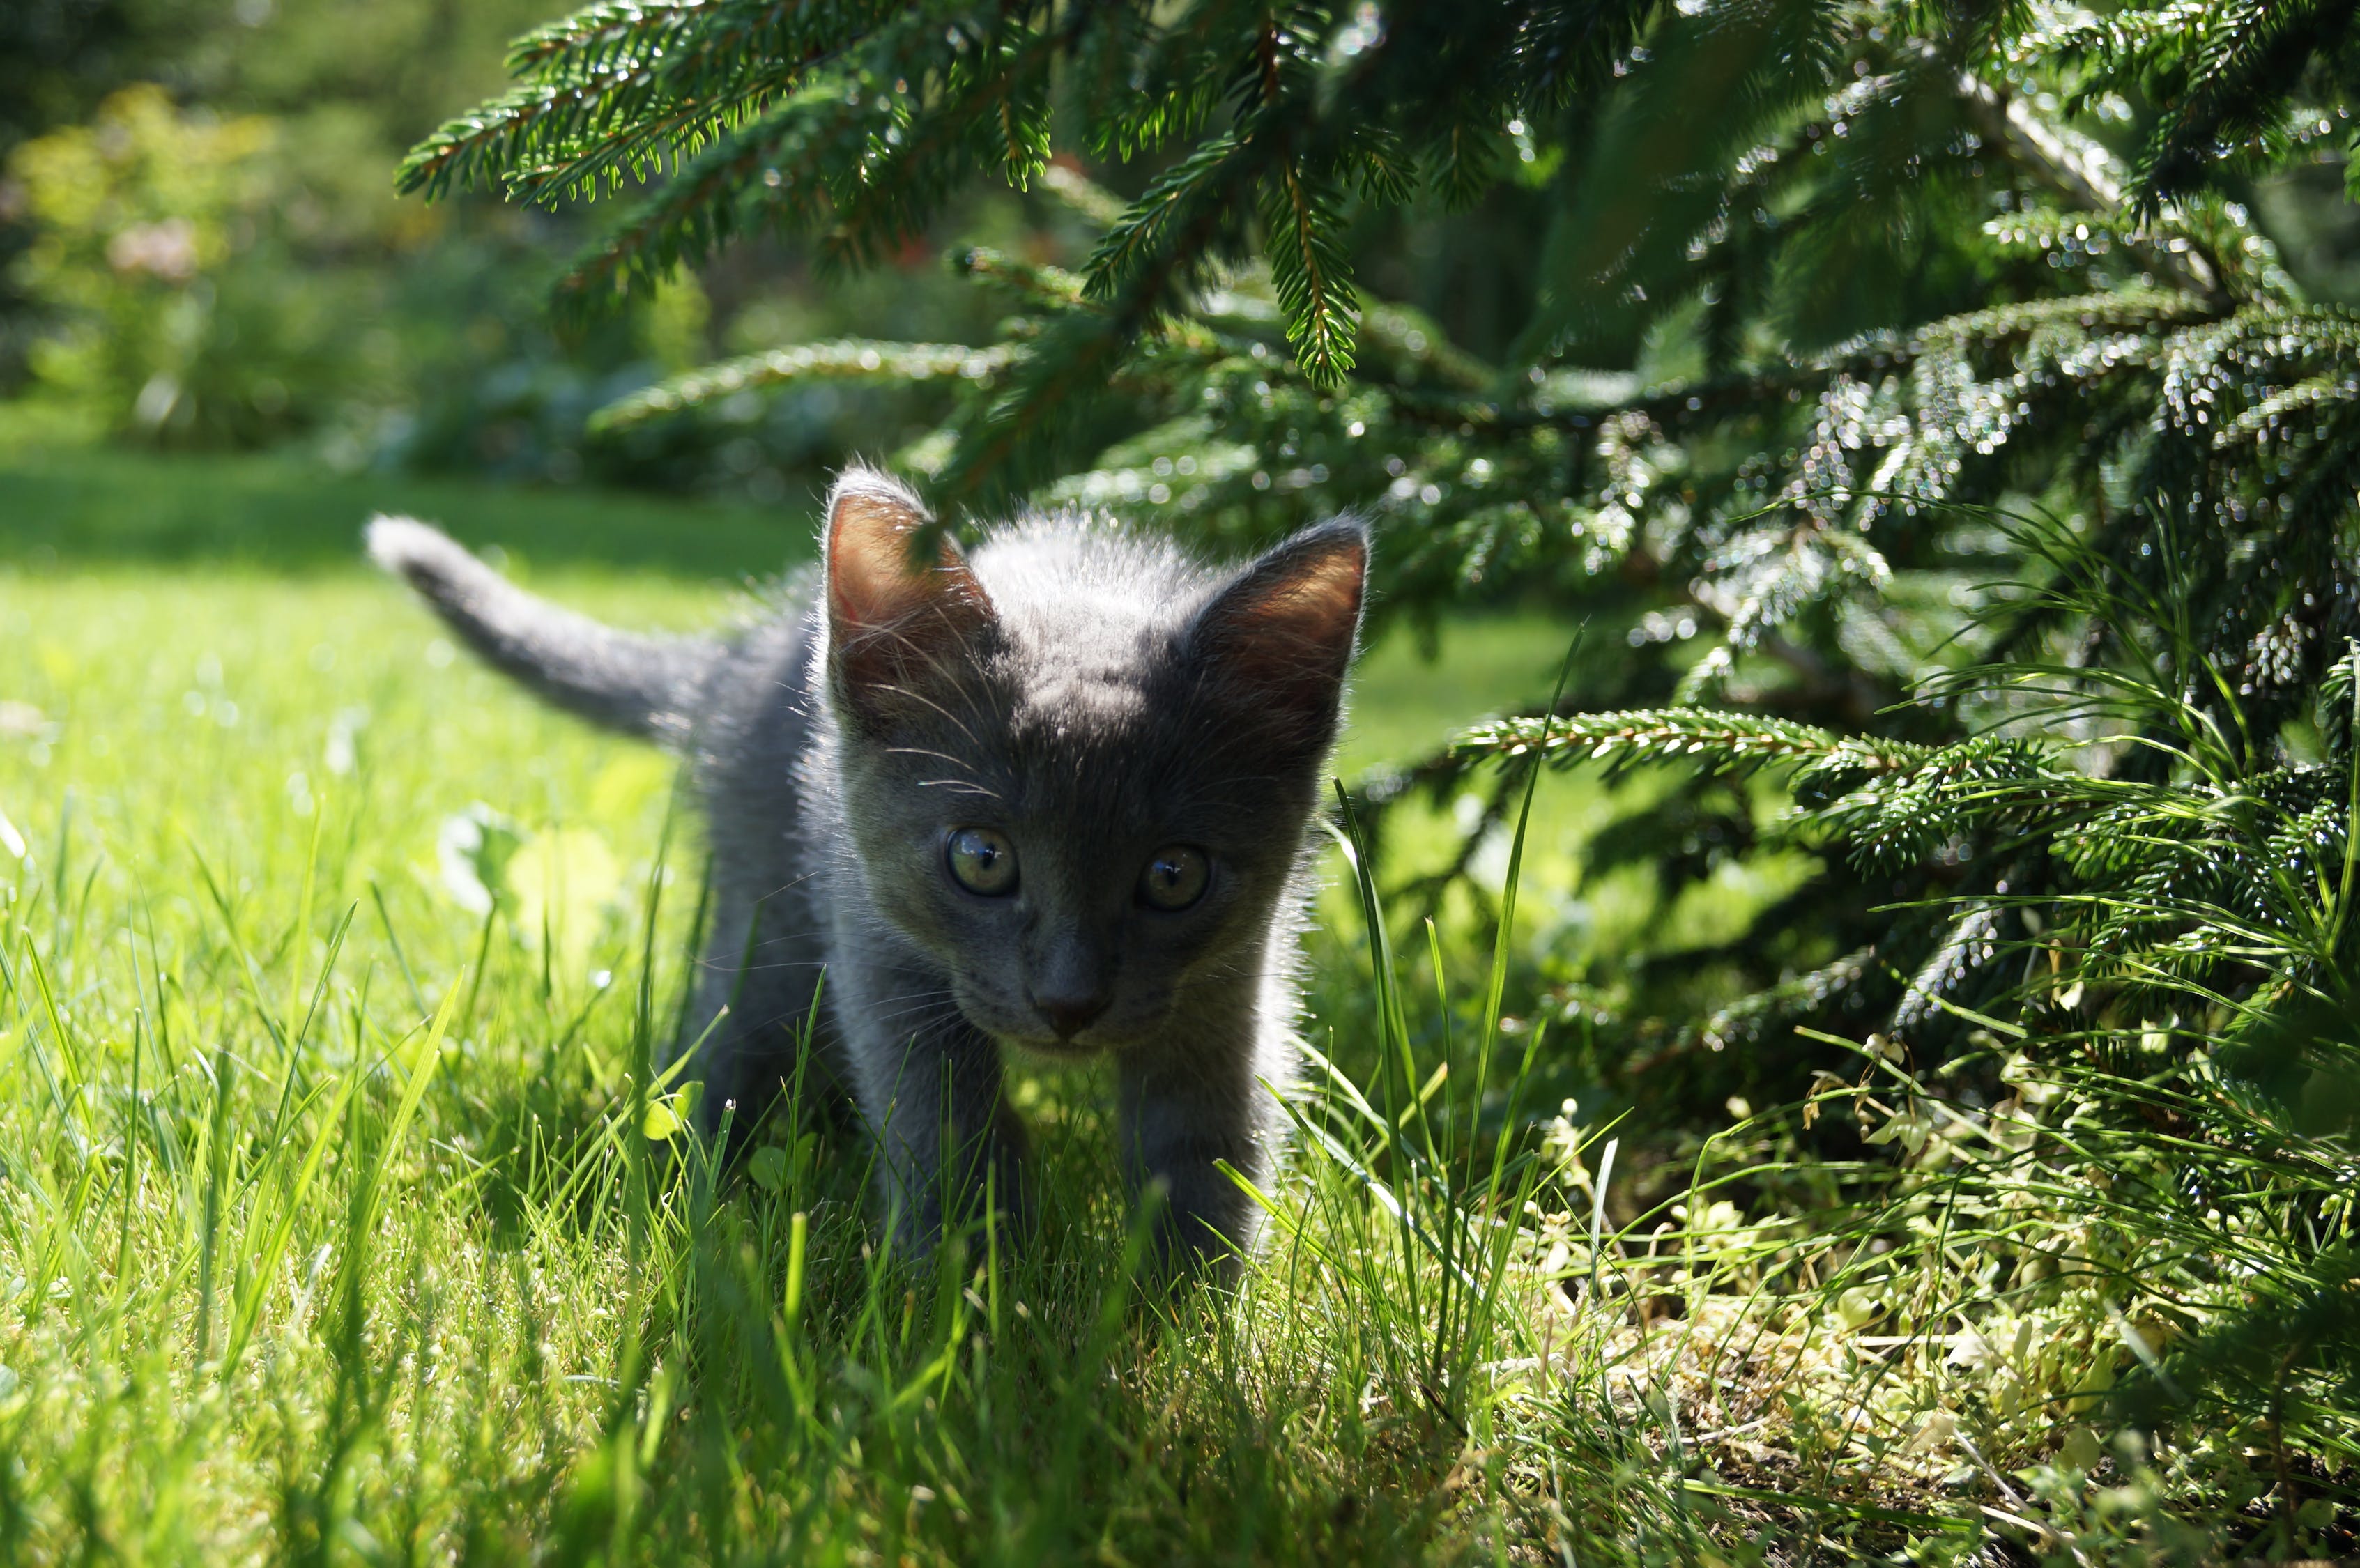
414,1 -> 2360,1538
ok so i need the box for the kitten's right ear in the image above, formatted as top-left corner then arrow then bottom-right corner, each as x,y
823,468 -> 995,731
1191,518 -> 1368,751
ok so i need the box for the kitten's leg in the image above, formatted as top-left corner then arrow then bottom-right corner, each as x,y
838,964 -> 1027,1254
1118,1029 -> 1280,1280
682,883 -> 829,1138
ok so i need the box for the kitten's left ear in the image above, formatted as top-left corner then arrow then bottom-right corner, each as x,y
1192,518 -> 1369,738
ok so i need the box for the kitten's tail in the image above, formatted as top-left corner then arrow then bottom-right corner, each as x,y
366,516 -> 718,743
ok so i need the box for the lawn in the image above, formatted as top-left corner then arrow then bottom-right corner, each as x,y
0,449 -> 2209,1565
3,449 -> 1677,1564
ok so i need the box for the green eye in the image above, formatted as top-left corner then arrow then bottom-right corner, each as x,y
944,827 -> 1018,896
1138,845 -> 1209,911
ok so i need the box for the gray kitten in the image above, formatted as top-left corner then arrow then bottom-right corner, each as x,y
368,469 -> 1367,1272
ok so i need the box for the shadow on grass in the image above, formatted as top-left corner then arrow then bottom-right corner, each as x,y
0,447 -> 821,579
603,1083 -> 1471,1565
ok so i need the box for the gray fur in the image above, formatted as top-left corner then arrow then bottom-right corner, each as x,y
367,472 -> 1367,1274
365,517 -> 717,742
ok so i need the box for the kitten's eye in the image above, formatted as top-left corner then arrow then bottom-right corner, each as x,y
944,827 -> 1018,896
1138,845 -> 1210,911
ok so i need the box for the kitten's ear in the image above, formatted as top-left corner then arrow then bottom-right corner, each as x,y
1193,518 -> 1368,741
823,468 -> 995,730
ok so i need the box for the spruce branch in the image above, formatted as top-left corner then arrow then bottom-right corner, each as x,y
2127,0 -> 2360,213
1259,156 -> 1358,387
1448,708 -> 1935,776
952,247 -> 1089,309
1035,162 -> 1126,227
1685,946 -> 1877,1054
1082,131 -> 1258,305
589,339 -> 1013,433
549,92 -> 880,312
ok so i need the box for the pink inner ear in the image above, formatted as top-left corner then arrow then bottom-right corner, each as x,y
824,474 -> 993,724
1203,529 -> 1367,712
828,482 -> 953,629
1245,555 -> 1364,654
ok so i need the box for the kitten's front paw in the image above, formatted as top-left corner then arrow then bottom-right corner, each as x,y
1131,1176 -> 1257,1291
884,1137 -> 1034,1263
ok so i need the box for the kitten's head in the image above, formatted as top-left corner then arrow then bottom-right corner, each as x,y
820,468 -> 1367,1053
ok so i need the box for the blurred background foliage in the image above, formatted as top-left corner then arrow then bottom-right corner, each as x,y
0,0 -> 1017,487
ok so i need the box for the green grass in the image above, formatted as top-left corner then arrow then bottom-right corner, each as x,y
4,450 -> 2258,1565
0,452 -> 1627,1564
0,447 -> 806,579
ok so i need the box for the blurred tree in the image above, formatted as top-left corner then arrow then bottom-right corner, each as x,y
0,0 -> 211,383
2,1 -> 155,155
10,85 -> 303,444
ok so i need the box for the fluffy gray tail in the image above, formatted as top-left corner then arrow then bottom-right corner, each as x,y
367,516 -> 717,743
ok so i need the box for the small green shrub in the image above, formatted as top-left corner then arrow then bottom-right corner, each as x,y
6,86 -> 368,447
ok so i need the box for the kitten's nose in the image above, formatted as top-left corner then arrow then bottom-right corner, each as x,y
1032,987 -> 1111,1040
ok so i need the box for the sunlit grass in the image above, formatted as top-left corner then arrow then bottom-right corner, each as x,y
3,455 -> 2287,1565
